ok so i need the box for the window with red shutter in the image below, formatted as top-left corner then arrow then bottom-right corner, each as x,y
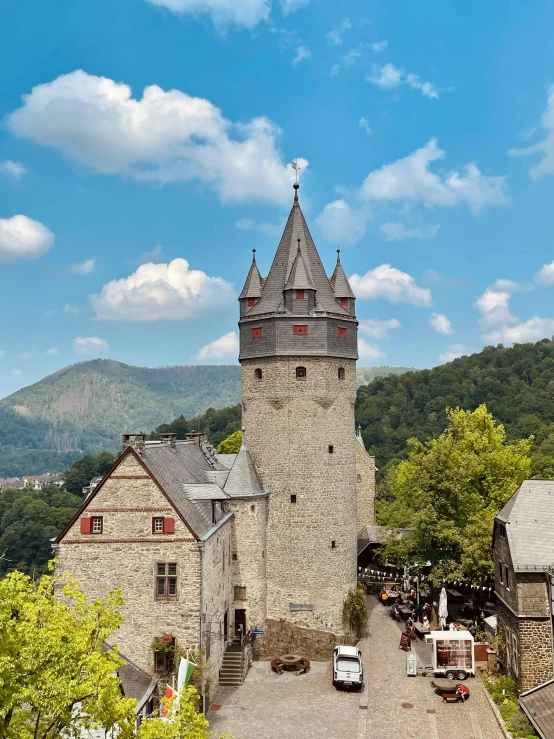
91,516 -> 103,534
252,327 -> 262,339
293,325 -> 308,336
337,327 -> 347,338
163,517 -> 175,534
80,517 -> 91,534
340,298 -> 349,308
152,517 -> 164,533
296,290 -> 304,299
247,298 -> 255,307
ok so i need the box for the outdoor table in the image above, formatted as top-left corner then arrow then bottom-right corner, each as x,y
398,605 -> 413,620
431,678 -> 462,693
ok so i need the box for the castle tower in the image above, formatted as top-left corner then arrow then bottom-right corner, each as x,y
238,183 -> 358,636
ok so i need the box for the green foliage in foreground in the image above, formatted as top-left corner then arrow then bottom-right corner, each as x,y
342,586 -> 369,633
63,451 -> 116,496
0,569 -> 232,739
482,673 -> 537,738
0,486 -> 81,577
378,405 -> 531,586
356,339 -> 554,478
216,430 -> 242,454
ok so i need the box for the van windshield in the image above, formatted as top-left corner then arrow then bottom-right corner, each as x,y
337,658 -> 361,673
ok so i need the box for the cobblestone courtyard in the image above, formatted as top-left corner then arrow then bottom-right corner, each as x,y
208,597 -> 506,739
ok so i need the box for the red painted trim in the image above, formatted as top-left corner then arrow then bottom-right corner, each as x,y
293,325 -> 308,335
164,517 -> 175,534
61,537 -> 196,544
87,508 -> 172,513
110,475 -> 151,479
80,517 -> 91,534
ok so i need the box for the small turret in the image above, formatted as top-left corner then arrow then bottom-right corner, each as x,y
239,249 -> 263,317
330,249 -> 356,314
283,238 -> 315,313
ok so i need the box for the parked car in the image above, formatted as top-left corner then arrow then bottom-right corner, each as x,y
332,645 -> 363,690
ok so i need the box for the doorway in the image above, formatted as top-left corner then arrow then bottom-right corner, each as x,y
235,608 -> 246,638
224,611 -> 228,640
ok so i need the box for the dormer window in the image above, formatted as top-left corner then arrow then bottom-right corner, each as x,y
340,298 -> 349,309
293,325 -> 308,336
296,290 -> 304,299
247,298 -> 256,308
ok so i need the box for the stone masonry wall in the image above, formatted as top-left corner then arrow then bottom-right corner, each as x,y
242,356 -> 358,634
493,526 -> 518,614
519,616 -> 553,692
355,443 -> 375,529
56,452 -> 202,672
229,498 -> 268,635
497,599 -> 521,688
262,619 -> 356,661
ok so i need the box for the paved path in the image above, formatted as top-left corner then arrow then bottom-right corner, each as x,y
208,596 -> 505,739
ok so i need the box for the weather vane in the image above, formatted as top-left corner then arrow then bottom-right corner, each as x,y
290,159 -> 300,184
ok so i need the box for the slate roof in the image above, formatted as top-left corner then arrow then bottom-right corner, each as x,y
496,480 -> 554,571
357,524 -> 410,555
330,251 -> 356,299
216,454 -> 237,469
284,240 -> 315,291
520,679 -> 554,739
224,445 -> 266,498
181,483 -> 230,501
239,250 -> 263,299
244,184 -> 350,317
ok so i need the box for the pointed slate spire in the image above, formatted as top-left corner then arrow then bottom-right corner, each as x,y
356,424 -> 366,450
239,248 -> 263,299
284,238 -> 315,291
330,249 -> 356,299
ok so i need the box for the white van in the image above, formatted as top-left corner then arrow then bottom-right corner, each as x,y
332,645 -> 363,690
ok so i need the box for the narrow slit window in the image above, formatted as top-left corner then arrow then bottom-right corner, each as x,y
338,367 -> 345,380
328,445 -> 334,454
291,494 -> 297,503
331,540 -> 336,549
296,366 -> 306,379
255,368 -> 263,380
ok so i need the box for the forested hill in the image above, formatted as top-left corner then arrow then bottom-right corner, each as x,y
356,338 -> 554,475
0,359 -> 412,476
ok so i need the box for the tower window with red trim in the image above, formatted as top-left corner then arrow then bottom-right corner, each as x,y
337,327 -> 347,338
293,325 -> 308,336
340,298 -> 349,309
296,290 -> 304,300
91,516 -> 103,534
252,327 -> 263,339
247,298 -> 256,308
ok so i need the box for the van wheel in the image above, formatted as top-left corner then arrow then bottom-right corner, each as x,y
456,671 -> 467,681
445,670 -> 456,680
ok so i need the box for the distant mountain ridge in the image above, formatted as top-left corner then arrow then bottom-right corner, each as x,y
0,359 -> 414,475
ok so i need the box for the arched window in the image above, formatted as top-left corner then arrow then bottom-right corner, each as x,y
255,368 -> 263,381
338,367 -> 345,380
296,366 -> 306,380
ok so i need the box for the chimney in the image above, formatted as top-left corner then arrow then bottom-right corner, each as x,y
185,432 -> 205,446
160,433 -> 177,449
122,433 -> 146,456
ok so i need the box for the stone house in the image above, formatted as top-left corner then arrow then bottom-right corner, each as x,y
493,480 -> 554,692
55,183 -> 376,691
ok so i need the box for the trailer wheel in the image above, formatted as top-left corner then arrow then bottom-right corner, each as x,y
445,670 -> 456,680
456,671 -> 467,681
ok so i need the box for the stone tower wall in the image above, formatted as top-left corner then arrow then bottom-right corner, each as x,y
242,355 -> 357,634
355,444 -> 375,529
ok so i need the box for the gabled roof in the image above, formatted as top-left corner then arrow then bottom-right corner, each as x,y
239,250 -> 263,299
330,251 -> 356,299
496,480 -> 554,571
244,184 -> 350,317
356,426 -> 366,450
284,239 -> 315,291
224,444 -> 266,498
520,679 -> 554,739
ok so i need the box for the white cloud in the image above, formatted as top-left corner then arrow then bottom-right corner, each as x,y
146,0 -> 270,29
292,45 -> 311,66
359,117 -> 372,135
69,258 -> 95,274
535,259 -> 554,286
483,317 -> 554,345
7,71 -> 307,206
359,139 -> 508,214
19,352 -> 32,359
439,344 -> 468,363
139,245 -> 165,264
406,73 -> 439,100
197,331 -> 239,360
316,200 -> 370,245
380,222 -> 440,242
74,336 -> 109,356
474,279 -> 528,331
0,215 -> 54,263
0,160 -> 27,180
359,318 -> 401,339
12,369 -> 23,377
326,17 -> 351,46
330,48 -> 361,78
280,0 -> 308,15
46,347 -> 59,354
509,85 -> 554,179
349,264 -> 432,306
358,338 -> 385,361
235,217 -> 283,237
91,258 -> 234,321
371,40 -> 388,53
64,303 -> 80,316
429,312 -> 453,335
367,63 -> 403,89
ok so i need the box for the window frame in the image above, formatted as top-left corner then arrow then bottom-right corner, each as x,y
155,562 -> 178,600
152,517 -> 164,534
254,368 -> 263,380
338,367 -> 345,380
296,366 -> 307,380
91,516 -> 103,534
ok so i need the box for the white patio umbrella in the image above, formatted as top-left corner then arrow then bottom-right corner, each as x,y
438,587 -> 448,628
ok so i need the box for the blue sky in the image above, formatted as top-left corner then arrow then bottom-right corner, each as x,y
2,0 -> 554,397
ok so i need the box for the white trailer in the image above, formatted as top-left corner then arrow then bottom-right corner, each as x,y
425,630 -> 475,680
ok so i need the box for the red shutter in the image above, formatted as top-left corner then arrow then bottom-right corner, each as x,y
337,327 -> 347,338
296,290 -> 304,300
252,327 -> 262,339
164,517 -> 175,534
247,298 -> 255,307
80,517 -> 91,534
293,325 -> 308,336
340,298 -> 349,308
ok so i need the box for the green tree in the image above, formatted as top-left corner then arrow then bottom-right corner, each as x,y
216,430 -> 242,454
378,406 -> 531,614
137,688 -> 232,739
63,451 -> 116,496
342,587 -> 368,634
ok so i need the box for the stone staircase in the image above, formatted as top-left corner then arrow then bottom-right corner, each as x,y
219,642 -> 246,687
